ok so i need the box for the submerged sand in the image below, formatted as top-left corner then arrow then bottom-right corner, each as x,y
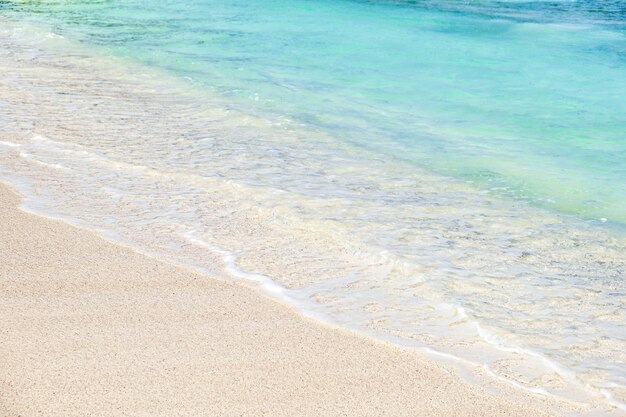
0,182 -> 563,416
0,19 -> 574,416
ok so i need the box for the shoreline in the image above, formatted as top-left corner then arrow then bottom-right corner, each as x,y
0,181 -> 563,416
0,17 -> 620,415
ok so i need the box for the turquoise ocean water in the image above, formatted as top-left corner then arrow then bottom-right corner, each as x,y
1,0 -> 625,414
3,0 -> 625,223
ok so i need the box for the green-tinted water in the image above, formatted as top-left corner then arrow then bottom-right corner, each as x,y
1,1 -> 625,414
3,0 -> 625,223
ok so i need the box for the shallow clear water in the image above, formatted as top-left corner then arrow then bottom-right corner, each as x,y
3,0 -> 626,223
0,0 -> 625,415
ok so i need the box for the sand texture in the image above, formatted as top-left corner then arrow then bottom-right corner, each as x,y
0,182 -> 566,416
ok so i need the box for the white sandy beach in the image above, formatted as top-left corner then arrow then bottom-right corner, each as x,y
0,182 -> 565,416
1,16 -> 605,416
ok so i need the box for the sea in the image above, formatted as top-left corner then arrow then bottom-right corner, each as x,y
0,0 -> 624,414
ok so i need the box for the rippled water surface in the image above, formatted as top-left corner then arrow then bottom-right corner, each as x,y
0,0 -> 625,415
3,0 -> 626,222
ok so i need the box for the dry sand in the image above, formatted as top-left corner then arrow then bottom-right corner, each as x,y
0,182 -> 562,416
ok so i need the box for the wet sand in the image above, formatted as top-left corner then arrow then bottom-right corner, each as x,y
0,182 -> 564,416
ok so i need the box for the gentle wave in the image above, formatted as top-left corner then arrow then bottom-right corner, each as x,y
0,16 -> 624,416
